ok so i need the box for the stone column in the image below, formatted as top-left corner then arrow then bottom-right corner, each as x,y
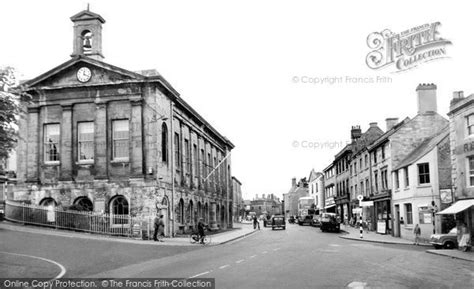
60,105 -> 73,181
94,102 -> 107,179
130,99 -> 143,177
210,201 -> 218,229
26,107 -> 40,182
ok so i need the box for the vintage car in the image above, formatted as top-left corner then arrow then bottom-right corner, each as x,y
271,215 -> 286,230
311,215 -> 321,227
320,213 -> 340,232
430,227 -> 458,249
288,215 -> 296,224
263,215 -> 272,227
298,215 -> 313,226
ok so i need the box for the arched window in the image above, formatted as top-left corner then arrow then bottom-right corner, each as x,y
74,197 -> 93,211
161,123 -> 168,163
187,200 -> 193,225
204,203 -> 209,223
110,196 -> 129,226
39,198 -> 57,207
81,30 -> 93,52
178,198 -> 184,224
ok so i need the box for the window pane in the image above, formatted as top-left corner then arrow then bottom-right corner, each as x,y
113,120 -> 129,159
44,124 -> 60,162
78,122 -> 94,161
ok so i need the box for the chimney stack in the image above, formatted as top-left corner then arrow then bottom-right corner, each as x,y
385,118 -> 399,131
416,83 -> 437,114
292,178 -> 296,187
369,122 -> 378,128
351,125 -> 362,141
450,91 -> 465,107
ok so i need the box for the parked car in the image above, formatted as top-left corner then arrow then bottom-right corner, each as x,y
0,200 -> 4,221
430,227 -> 458,249
298,215 -> 313,226
288,216 -> 296,224
311,215 -> 321,227
271,215 -> 286,230
320,213 -> 340,232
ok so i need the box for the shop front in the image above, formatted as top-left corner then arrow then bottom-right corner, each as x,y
371,191 -> 392,235
324,197 -> 336,213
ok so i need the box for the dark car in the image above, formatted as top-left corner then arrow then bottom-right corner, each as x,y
0,200 -> 4,222
320,213 -> 340,232
430,227 -> 458,249
288,216 -> 296,224
271,215 -> 286,230
298,215 -> 313,226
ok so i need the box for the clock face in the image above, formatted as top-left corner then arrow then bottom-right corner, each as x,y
77,67 -> 92,83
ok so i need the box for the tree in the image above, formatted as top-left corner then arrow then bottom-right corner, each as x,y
0,66 -> 30,159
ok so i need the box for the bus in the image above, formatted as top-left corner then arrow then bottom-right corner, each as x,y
298,197 -> 315,217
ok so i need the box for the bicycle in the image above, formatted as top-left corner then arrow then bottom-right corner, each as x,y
189,232 -> 211,245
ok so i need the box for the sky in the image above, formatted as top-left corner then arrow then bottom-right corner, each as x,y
1,0 -> 474,201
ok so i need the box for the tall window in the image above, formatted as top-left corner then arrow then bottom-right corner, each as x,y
174,133 -> 181,170
184,139 -> 190,174
360,181 -> 364,195
374,171 -> 379,192
78,122 -> 94,162
418,163 -> 430,184
161,123 -> 168,163
365,179 -> 369,194
354,161 -> 357,175
394,170 -> 400,189
193,144 -> 198,177
381,145 -> 386,159
405,203 -> 413,225
200,148 -> 205,178
365,155 -> 368,168
468,156 -> 474,186
360,158 -> 363,170
44,124 -> 60,162
214,156 -> 218,185
112,120 -> 129,160
467,114 -> 474,136
404,167 -> 409,187
382,169 -> 388,189
207,153 -> 211,183
373,150 -> 377,164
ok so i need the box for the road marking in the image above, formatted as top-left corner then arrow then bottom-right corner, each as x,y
347,281 -> 368,288
189,271 -> 210,278
272,248 -> 280,251
236,259 -> 245,263
262,251 -> 268,254
329,244 -> 341,247
250,255 -> 257,258
0,251 -> 66,279
219,264 -> 230,269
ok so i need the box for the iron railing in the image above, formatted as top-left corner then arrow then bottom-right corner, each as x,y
4,200 -> 156,238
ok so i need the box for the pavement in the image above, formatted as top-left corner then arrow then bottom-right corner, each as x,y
0,221 -> 258,247
340,224 -> 474,262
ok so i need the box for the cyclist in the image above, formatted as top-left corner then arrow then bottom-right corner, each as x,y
197,218 -> 206,244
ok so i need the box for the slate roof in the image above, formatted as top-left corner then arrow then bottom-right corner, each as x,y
392,125 -> 449,171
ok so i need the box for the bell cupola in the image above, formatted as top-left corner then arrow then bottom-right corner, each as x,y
70,6 -> 105,60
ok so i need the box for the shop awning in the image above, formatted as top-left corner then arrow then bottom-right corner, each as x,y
436,199 -> 474,215
324,204 -> 336,209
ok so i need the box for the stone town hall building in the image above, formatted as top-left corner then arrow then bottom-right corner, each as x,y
14,9 -> 234,236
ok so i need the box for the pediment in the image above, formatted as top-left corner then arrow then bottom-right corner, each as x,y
24,57 -> 146,89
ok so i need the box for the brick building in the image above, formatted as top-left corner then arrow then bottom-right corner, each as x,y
232,176 -> 243,222
284,178 -> 309,217
249,194 -> 282,217
14,9 -> 234,236
323,163 -> 336,213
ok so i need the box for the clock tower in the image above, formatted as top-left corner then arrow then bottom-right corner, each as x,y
70,6 -> 105,61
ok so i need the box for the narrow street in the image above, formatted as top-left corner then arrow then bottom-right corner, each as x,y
2,223 -> 470,289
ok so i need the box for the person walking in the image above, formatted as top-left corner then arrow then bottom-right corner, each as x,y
458,222 -> 471,252
153,213 -> 160,242
157,215 -> 165,242
253,215 -> 260,230
413,224 -> 421,245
